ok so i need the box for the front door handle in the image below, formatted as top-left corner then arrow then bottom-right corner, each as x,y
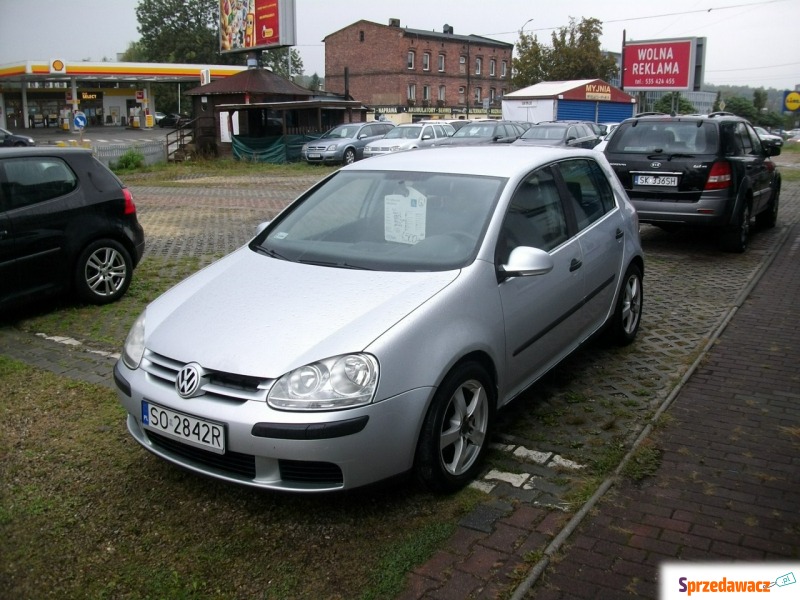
616,228 -> 624,240
570,258 -> 582,272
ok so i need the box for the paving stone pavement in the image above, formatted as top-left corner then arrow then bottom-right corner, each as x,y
0,168 -> 798,599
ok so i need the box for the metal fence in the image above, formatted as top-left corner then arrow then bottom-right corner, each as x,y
93,140 -> 167,168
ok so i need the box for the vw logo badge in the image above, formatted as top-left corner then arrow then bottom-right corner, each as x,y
651,162 -> 662,169
176,363 -> 202,398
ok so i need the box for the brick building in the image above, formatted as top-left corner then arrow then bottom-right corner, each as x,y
324,19 -> 513,121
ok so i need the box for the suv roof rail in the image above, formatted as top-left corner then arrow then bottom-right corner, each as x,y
707,111 -> 736,118
633,112 -> 668,117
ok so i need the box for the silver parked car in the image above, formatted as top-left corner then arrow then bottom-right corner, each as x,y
115,146 -> 644,493
301,122 -> 394,165
363,122 -> 454,157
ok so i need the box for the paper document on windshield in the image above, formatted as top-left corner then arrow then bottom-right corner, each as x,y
384,190 -> 427,245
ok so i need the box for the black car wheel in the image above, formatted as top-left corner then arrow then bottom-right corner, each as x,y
342,148 -> 356,165
720,201 -> 752,253
74,239 -> 133,304
755,182 -> 780,229
415,362 -> 494,492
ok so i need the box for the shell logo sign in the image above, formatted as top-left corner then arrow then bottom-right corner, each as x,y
50,59 -> 66,74
784,91 -> 800,113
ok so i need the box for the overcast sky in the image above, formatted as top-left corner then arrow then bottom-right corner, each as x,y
1,0 -> 798,90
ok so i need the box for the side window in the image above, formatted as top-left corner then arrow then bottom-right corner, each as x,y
558,159 -> 616,231
1,157 -> 77,210
498,167 -> 568,262
738,123 -> 753,154
422,126 -> 433,140
432,125 -> 446,138
744,124 -> 763,155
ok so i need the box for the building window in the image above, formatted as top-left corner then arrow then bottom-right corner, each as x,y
422,52 -> 430,71
490,88 -> 496,103
359,31 -> 364,42
408,84 -> 416,100
407,51 -> 415,70
459,87 -> 466,103
460,55 -> 467,74
438,53 -> 445,72
501,61 -> 508,77
423,85 -> 430,101
475,57 -> 482,75
438,85 -> 446,102
490,59 -> 496,76
474,87 -> 482,103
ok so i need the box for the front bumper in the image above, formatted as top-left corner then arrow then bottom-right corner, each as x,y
114,361 -> 431,492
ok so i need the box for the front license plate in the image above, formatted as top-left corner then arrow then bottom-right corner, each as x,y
142,401 -> 225,454
634,174 -> 678,186
308,153 -> 321,159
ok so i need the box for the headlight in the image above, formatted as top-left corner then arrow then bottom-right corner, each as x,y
326,143 -> 340,151
268,354 -> 379,411
390,145 -> 402,152
121,311 -> 146,369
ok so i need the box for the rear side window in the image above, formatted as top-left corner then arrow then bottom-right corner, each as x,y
558,159 -> 616,231
0,157 -> 78,210
608,121 -> 718,154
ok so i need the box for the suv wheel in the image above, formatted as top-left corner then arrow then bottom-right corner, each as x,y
74,239 -> 133,304
755,182 -> 780,229
720,201 -> 751,253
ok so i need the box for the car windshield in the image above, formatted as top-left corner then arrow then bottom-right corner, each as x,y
321,125 -> 361,139
384,126 -> 422,140
520,126 -> 567,141
606,121 -> 719,154
254,170 -> 506,271
452,123 -> 497,138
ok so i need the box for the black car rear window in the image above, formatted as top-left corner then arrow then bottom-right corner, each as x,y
607,121 -> 719,154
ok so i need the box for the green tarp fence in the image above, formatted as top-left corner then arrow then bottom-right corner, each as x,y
232,133 -> 323,163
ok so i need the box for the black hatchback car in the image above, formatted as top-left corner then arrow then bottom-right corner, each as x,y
0,147 -> 145,310
513,121 -> 601,149
603,112 -> 781,252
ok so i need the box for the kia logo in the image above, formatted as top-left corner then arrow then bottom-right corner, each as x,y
651,162 -> 662,168
176,363 -> 203,398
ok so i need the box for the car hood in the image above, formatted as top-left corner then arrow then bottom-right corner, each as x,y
144,247 -> 459,377
514,138 -> 563,147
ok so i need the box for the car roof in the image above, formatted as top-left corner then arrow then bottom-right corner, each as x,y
0,147 -> 93,158
341,145 -> 599,178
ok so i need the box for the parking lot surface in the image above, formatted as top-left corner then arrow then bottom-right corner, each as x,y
0,166 -> 797,599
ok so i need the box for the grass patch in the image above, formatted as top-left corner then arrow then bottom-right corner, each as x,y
621,440 -> 662,481
0,357 -> 480,599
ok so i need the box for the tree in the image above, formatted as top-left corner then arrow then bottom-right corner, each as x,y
723,96 -> 758,121
261,47 -> 304,79
135,0 -> 239,64
653,93 -> 696,115
752,89 -> 768,113
512,17 -> 618,89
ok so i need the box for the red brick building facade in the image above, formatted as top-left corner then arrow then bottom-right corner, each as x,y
324,19 -> 513,120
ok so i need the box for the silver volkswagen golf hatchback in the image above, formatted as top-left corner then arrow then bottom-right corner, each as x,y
115,146 -> 644,493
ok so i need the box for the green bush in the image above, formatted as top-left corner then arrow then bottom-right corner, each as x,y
112,148 -> 145,172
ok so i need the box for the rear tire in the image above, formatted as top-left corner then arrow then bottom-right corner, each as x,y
415,362 -> 494,493
74,239 -> 133,304
608,264 -> 643,346
755,182 -> 779,229
720,201 -> 751,253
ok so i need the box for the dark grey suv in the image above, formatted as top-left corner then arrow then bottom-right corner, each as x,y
0,147 -> 145,310
603,112 -> 782,252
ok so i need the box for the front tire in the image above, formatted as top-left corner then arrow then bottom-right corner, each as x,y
342,148 -> 356,165
415,362 -> 494,493
74,239 -> 133,304
609,264 -> 643,346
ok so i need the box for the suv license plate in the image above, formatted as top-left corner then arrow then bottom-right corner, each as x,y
142,401 -> 225,454
634,175 -> 678,186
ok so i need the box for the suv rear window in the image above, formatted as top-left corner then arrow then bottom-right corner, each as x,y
607,121 -> 719,154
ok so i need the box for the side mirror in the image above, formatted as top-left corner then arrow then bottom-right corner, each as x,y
499,246 -> 554,279
255,221 -> 271,236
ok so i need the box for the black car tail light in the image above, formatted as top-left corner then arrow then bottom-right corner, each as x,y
705,161 -> 732,191
122,188 -> 137,215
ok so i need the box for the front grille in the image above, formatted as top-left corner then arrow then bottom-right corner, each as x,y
142,350 -> 272,402
279,459 -> 343,485
146,430 -> 256,479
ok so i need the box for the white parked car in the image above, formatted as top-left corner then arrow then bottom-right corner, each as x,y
363,122 -> 453,157
115,146 -> 644,493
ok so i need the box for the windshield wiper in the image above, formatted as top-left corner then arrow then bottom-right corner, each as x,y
647,152 -> 695,160
254,246 -> 290,261
297,258 -> 372,270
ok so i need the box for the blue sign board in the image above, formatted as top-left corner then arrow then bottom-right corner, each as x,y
73,111 -> 87,129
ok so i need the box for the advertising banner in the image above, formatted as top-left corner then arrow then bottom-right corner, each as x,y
220,0 -> 297,54
622,38 -> 704,91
